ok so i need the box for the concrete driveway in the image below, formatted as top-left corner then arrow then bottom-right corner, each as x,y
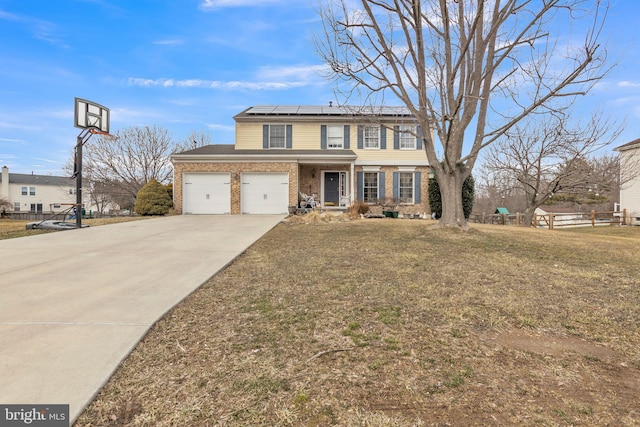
0,215 -> 283,423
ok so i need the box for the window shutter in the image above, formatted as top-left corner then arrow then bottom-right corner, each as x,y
417,126 -> 423,150
286,125 -> 292,149
321,125 -> 327,149
392,172 -> 399,199
344,125 -> 350,149
263,125 -> 269,149
393,126 -> 400,150
380,125 -> 386,149
379,172 -> 386,199
357,125 -> 364,149
357,171 -> 364,201
415,172 -> 422,203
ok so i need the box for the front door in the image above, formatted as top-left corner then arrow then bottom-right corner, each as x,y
324,172 -> 340,206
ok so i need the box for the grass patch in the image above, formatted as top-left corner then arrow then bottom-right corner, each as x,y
76,221 -> 640,426
0,216 -> 150,240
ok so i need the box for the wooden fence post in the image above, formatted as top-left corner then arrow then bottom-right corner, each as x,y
549,214 -> 554,230
623,208 -> 627,226
591,210 -> 596,227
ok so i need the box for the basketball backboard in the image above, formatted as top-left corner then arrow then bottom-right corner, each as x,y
74,97 -> 110,133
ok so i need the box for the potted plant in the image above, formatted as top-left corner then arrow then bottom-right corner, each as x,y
380,197 -> 399,218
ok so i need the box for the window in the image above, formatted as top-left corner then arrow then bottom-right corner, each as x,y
14,202 -> 20,212
30,203 -> 43,213
327,125 -> 343,149
29,187 -> 36,196
399,125 -> 416,149
268,124 -> 286,148
363,172 -> 378,202
399,172 -> 414,201
364,126 -> 380,149
21,187 -> 27,196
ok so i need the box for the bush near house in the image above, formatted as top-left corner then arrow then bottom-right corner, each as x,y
134,179 -> 173,216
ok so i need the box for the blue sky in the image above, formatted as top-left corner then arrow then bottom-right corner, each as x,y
0,0 -> 639,176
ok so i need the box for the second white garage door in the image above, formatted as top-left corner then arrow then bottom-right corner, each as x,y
183,173 -> 230,214
241,173 -> 289,214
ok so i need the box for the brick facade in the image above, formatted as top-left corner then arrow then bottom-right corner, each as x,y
173,161 -> 298,214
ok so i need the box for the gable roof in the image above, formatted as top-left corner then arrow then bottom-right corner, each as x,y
0,171 -> 71,186
614,138 -> 640,152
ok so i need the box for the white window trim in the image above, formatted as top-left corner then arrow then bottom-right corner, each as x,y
327,125 -> 344,149
399,125 -> 417,150
269,124 -> 286,149
398,171 -> 415,204
363,171 -> 379,203
364,125 -> 380,149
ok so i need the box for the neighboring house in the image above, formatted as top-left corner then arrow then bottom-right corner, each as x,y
615,138 -> 640,225
0,166 -> 77,214
170,105 -> 431,215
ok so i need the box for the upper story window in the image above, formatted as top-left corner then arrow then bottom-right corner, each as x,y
358,125 -> 386,150
321,125 -> 350,149
327,125 -> 344,149
263,124 -> 292,149
364,126 -> 380,149
22,186 -> 28,196
269,125 -> 286,148
30,187 -> 35,196
399,125 -> 417,149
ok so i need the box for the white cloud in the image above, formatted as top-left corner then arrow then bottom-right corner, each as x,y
127,77 -> 308,90
198,0 -> 282,10
618,81 -> 640,89
256,65 -> 328,81
152,39 -> 184,45
206,123 -> 235,132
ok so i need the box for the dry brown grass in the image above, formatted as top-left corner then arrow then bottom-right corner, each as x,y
76,220 -> 640,426
0,216 -> 150,240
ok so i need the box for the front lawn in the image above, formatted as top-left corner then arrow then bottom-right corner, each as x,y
77,221 -> 640,426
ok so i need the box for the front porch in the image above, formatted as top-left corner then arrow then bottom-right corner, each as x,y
298,164 -> 353,210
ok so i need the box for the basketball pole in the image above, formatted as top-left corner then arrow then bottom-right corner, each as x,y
74,128 -> 93,229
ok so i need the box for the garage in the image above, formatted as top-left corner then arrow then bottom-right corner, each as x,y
183,173 -> 231,214
241,172 -> 289,214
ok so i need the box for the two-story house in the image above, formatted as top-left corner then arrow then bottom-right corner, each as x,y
1,166 -> 77,214
170,105 -> 431,215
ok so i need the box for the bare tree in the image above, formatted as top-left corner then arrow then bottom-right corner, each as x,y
173,130 -> 213,154
77,125 -> 177,206
482,111 -> 622,225
315,0 -> 611,229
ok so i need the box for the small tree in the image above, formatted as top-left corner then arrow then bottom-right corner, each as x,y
134,179 -> 173,216
429,175 -> 474,220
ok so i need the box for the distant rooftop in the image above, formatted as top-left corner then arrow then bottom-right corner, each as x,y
0,168 -> 71,186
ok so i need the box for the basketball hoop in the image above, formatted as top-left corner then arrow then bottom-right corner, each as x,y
73,97 -> 112,229
89,128 -> 116,139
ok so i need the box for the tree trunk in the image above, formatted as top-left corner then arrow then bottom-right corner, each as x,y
437,171 -> 468,230
523,208 -> 535,228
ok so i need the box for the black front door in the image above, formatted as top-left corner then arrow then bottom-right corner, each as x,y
324,172 -> 340,206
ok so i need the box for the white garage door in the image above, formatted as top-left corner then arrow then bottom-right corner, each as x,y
241,173 -> 289,214
183,173 -> 230,214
